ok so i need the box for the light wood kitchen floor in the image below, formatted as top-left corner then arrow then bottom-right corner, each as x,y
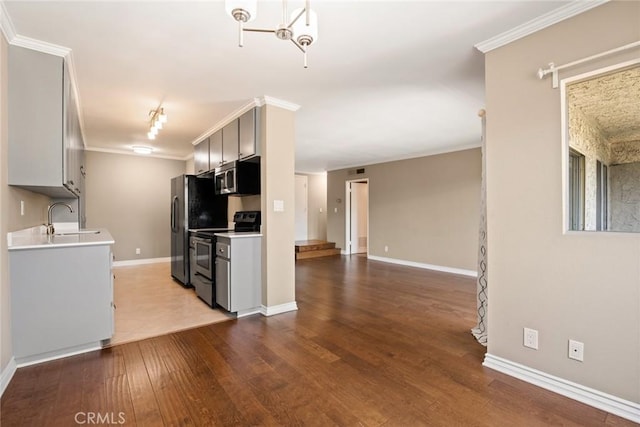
109,262 -> 232,346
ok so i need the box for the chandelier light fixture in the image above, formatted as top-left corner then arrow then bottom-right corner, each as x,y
147,107 -> 167,140
225,0 -> 318,68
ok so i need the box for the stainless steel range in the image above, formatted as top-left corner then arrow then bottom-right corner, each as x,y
190,211 -> 261,308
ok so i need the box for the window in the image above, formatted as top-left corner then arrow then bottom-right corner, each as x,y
569,149 -> 585,230
596,160 -> 608,231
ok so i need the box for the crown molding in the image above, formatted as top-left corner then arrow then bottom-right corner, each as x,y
475,0 -> 609,53
258,95 -> 301,111
85,146 -> 188,162
190,96 -> 300,146
9,34 -> 70,57
0,2 -> 16,42
190,99 -> 259,146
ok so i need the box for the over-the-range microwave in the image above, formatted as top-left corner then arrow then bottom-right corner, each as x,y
214,160 -> 260,195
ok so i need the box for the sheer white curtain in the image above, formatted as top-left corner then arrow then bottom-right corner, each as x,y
472,109 -> 488,346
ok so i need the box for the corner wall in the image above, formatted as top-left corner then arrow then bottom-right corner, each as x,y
327,148 -> 481,271
485,1 -> 640,403
85,151 -> 186,261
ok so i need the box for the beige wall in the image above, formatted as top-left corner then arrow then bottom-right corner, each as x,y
260,105 -> 296,307
185,156 -> 194,175
85,151 -> 186,261
485,1 -> 640,403
327,148 -> 481,271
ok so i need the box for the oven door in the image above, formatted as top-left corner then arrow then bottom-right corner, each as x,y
193,237 -> 213,280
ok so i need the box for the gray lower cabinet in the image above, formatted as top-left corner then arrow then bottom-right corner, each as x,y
215,236 -> 261,313
10,244 -> 114,364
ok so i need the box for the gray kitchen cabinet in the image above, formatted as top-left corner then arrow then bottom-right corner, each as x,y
215,235 -> 261,313
239,107 -> 262,161
8,46 -> 84,198
209,130 -> 223,170
194,137 -> 210,175
222,119 -> 239,164
10,243 -> 114,365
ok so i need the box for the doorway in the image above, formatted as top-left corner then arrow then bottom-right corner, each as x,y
345,179 -> 369,254
295,174 -> 308,241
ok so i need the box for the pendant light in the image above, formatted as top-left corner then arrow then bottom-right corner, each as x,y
226,0 -> 319,68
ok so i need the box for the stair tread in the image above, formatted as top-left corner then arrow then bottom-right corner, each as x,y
295,240 -> 336,252
296,248 -> 342,260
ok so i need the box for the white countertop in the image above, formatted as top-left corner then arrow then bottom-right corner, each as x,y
214,231 -> 262,239
8,225 -> 115,251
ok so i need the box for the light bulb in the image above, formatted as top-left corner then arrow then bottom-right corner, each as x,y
147,131 -> 156,140
291,8 -> 318,46
225,0 -> 257,22
133,146 -> 153,155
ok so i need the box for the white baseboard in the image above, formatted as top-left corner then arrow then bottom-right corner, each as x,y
0,357 -> 17,397
483,353 -> 640,423
367,255 -> 478,277
260,301 -> 298,316
16,342 -> 103,368
113,257 -> 170,267
236,307 -> 261,318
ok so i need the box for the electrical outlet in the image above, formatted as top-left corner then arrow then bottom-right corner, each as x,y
384,245 -> 389,252
20,200 -> 25,216
135,248 -> 141,255
523,328 -> 538,350
568,340 -> 584,361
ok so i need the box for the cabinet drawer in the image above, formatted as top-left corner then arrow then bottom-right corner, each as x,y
216,241 -> 230,259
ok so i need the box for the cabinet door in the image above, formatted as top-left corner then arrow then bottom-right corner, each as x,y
239,108 -> 260,160
215,257 -> 230,310
222,119 -> 239,164
209,130 -> 223,170
194,138 -> 210,175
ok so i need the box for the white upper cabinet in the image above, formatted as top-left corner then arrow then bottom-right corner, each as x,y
8,46 -> 84,198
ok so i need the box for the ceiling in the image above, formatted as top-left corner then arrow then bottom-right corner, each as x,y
3,1 -> 573,172
568,65 -> 640,144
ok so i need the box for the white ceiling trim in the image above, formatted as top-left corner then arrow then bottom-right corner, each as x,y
475,0 -> 609,53
0,1 -> 16,42
190,98 -> 259,146
189,95 -> 300,147
85,146 -> 188,162
258,96 -> 301,112
10,34 -> 70,57
323,142 -> 482,174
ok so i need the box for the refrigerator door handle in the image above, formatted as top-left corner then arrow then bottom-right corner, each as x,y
171,196 -> 178,232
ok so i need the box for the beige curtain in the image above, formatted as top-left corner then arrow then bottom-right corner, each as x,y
471,109 -> 488,346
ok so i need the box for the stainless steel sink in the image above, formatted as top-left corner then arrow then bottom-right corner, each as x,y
55,230 -> 101,236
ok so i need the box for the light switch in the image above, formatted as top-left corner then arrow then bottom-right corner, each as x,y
273,200 -> 284,212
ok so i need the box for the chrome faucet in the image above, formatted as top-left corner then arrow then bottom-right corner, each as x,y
46,202 -> 74,235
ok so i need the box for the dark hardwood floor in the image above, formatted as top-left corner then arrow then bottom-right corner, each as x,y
2,255 -> 636,426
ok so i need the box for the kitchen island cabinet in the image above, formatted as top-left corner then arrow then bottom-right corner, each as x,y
214,233 -> 261,316
9,227 -> 115,365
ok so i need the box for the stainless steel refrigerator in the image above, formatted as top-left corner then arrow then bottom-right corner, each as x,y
170,175 -> 227,286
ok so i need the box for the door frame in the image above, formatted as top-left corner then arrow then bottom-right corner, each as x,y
294,174 -> 308,241
344,178 -> 369,255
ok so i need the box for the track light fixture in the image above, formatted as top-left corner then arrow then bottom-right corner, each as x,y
226,0 -> 318,68
147,107 -> 167,140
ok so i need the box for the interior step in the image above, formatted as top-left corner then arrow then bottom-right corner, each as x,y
295,240 -> 336,252
295,240 -> 341,260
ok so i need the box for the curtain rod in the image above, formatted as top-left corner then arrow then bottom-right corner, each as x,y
537,40 -> 640,88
